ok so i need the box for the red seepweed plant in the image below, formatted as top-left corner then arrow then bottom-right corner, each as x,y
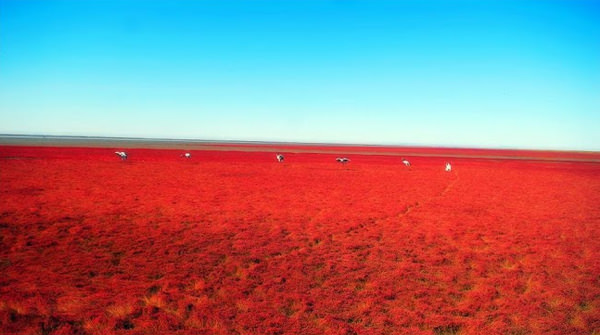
0,145 -> 599,334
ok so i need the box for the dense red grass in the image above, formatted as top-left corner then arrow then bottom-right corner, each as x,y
1,146 -> 599,335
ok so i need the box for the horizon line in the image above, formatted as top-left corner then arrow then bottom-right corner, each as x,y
1,133 -> 598,154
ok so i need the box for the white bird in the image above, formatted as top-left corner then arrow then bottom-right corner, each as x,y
401,158 -> 411,167
182,152 -> 191,159
115,151 -> 128,160
276,154 -> 284,162
336,157 -> 350,164
445,162 -> 452,172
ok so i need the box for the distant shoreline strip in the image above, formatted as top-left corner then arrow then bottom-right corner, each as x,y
1,135 -> 599,163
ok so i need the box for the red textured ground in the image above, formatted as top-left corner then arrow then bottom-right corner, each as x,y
1,145 -> 599,335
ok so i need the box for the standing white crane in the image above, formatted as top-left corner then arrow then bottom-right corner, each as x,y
276,154 -> 284,162
401,158 -> 411,167
115,151 -> 128,160
336,157 -> 350,164
445,162 -> 452,172
182,152 -> 191,159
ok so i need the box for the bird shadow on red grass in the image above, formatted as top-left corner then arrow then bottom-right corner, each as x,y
0,146 -> 599,335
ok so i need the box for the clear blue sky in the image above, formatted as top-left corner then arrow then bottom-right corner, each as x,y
1,0 -> 599,150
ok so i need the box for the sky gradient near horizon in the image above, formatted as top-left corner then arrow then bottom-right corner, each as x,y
1,0 -> 599,150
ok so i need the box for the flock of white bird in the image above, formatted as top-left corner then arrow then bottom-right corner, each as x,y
282,154 -> 453,171
114,151 -> 452,171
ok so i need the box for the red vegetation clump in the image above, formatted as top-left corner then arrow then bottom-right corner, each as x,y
1,145 -> 599,335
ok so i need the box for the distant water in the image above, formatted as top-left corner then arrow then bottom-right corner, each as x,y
0,134 -> 303,147
0,134 -> 401,148
0,134 -> 261,144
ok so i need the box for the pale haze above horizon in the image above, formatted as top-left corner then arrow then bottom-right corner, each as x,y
1,0 -> 599,151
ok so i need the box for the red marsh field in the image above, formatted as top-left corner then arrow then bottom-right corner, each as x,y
1,145 -> 599,335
